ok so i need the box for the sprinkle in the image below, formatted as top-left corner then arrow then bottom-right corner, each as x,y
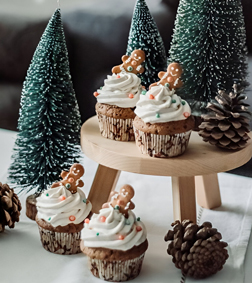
46,193 -> 49,196
93,92 -> 99,97
129,93 -> 134,99
48,217 -> 51,221
136,226 -> 142,232
149,94 -> 155,100
85,218 -> 90,224
100,87 -> 103,90
100,216 -> 106,222
172,99 -> 176,103
181,100 -> 186,105
137,217 -> 141,221
117,75 -> 121,78
183,112 -> 190,118
119,235 -> 125,240
65,183 -> 71,189
141,90 -> 147,95
96,233 -> 99,236
69,215 -> 76,221
125,219 -> 130,225
68,177 -> 74,183
83,199 -> 86,203
60,196 -> 66,201
114,205 -> 120,210
156,113 -> 160,118
165,83 -> 170,88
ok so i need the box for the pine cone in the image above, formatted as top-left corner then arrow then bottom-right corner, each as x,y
199,83 -> 251,150
0,183 -> 22,232
164,220 -> 229,279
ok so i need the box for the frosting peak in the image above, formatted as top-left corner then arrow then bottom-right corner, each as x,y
134,84 -> 191,123
95,72 -> 143,108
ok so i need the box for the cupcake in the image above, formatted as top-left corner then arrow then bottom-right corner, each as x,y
36,164 -> 92,255
133,63 -> 195,157
81,184 -> 148,281
94,49 -> 146,141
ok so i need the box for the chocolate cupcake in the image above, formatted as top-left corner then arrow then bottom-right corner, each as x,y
134,83 -> 194,157
81,184 -> 148,281
94,50 -> 146,141
36,164 -> 92,255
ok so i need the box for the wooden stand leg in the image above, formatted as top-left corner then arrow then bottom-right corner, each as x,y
172,176 -> 196,223
88,164 -> 121,213
195,174 -> 222,209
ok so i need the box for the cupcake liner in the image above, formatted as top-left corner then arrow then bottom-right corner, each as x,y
87,253 -> 145,282
96,112 -> 135,141
134,127 -> 192,157
38,226 -> 81,255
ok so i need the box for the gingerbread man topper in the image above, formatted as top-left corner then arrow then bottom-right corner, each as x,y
112,49 -> 145,75
150,62 -> 183,90
51,163 -> 84,194
102,184 -> 135,218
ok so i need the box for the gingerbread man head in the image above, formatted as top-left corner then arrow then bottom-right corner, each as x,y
102,184 -> 135,218
51,163 -> 85,194
150,62 -> 183,90
112,49 -> 145,75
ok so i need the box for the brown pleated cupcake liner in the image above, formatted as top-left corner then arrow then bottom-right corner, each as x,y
96,113 -> 135,141
38,226 -> 81,255
134,127 -> 192,158
87,253 -> 145,282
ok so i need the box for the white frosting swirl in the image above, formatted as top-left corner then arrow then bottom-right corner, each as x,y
96,72 -> 143,108
36,185 -> 92,227
81,205 -> 147,251
134,85 -> 191,123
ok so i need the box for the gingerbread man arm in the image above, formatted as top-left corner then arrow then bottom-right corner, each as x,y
77,180 -> 84,188
122,55 -> 130,62
112,65 -> 122,74
149,82 -> 158,89
158,71 -> 166,79
61,171 -> 68,179
51,181 -> 61,188
137,65 -> 144,74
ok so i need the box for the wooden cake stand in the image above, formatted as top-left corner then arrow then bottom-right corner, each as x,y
81,116 -> 252,223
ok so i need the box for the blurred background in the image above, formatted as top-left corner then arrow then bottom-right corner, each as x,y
0,0 -> 251,131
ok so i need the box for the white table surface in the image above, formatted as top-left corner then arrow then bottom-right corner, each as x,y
0,128 -> 252,283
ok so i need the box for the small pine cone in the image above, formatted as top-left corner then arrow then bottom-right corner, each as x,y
0,183 -> 22,232
164,220 -> 229,279
199,83 -> 251,150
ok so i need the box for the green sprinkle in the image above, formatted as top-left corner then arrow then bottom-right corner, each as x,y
66,183 -> 71,189
141,90 -> 147,95
172,99 -> 176,103
96,233 -> 99,236
114,205 -> 120,210
156,113 -> 160,118
181,101 -> 186,105
83,199 -> 86,203
46,193 -> 49,196
48,217 -> 51,221
100,86 -> 103,90
137,217 -> 141,221
165,83 -> 170,88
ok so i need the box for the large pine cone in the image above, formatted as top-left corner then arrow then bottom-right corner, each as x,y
199,83 -> 251,150
0,183 -> 22,232
164,220 -> 229,279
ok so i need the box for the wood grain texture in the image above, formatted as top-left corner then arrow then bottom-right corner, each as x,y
87,164 -> 121,213
195,174 -> 222,209
172,176 -> 196,223
81,116 -> 252,177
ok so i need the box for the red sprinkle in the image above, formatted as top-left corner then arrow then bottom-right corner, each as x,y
60,196 -> 66,201
117,75 -> 121,78
100,216 -> 106,222
85,218 -> 90,224
93,92 -> 99,97
149,94 -> 155,100
183,112 -> 190,118
119,235 -> 125,240
69,215 -> 76,221
136,226 -> 142,232
129,93 -> 134,99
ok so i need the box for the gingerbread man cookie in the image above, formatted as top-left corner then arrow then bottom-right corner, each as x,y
112,49 -> 145,75
150,62 -> 183,90
51,163 -> 84,194
102,184 -> 135,218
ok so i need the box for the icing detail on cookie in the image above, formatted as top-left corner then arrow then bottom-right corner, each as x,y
134,85 -> 191,123
95,72 -> 142,108
36,185 -> 92,227
81,205 -> 147,251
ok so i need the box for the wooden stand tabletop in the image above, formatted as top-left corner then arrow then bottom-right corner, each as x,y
81,116 -> 252,222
